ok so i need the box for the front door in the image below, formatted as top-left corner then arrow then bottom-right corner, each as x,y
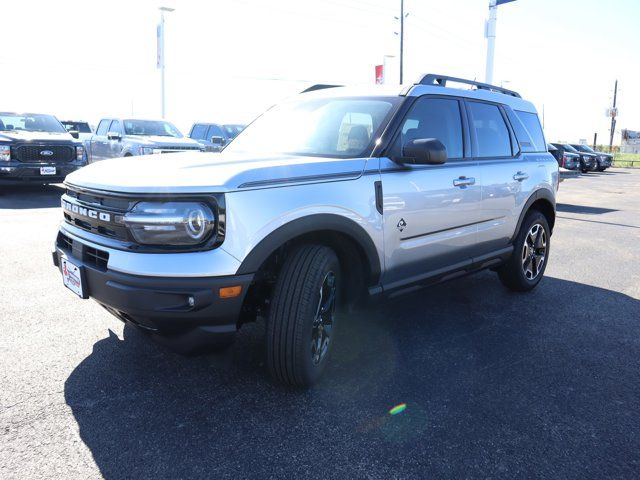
380,96 -> 482,289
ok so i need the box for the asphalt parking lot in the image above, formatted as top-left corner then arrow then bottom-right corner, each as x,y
1,169 -> 640,479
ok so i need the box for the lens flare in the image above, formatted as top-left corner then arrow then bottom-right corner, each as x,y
389,403 -> 407,415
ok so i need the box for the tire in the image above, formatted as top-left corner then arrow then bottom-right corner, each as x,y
498,210 -> 550,292
266,245 -> 341,386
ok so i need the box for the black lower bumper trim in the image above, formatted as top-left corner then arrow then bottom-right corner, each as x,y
53,247 -> 254,348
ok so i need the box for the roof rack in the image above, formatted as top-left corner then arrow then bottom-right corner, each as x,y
300,84 -> 343,93
414,74 -> 521,98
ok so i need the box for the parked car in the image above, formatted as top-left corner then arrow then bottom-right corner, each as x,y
551,143 -> 595,173
548,143 -> 580,170
86,118 -> 205,163
189,122 -> 245,151
570,144 -> 612,171
53,74 -> 558,386
0,112 -> 87,185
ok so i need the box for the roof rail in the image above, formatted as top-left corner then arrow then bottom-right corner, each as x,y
300,84 -> 343,93
414,74 -> 521,98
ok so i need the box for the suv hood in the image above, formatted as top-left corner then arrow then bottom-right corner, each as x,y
65,151 -> 369,194
125,135 -> 201,147
0,130 -> 77,143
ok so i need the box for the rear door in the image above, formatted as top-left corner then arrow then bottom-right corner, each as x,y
470,101 -> 541,253
106,120 -> 124,158
380,95 -> 482,289
206,124 -> 227,151
90,119 -> 111,162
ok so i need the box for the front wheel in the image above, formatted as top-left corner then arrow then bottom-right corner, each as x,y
498,210 -> 550,292
266,245 -> 340,386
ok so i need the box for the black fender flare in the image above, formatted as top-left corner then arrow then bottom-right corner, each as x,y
236,213 -> 382,284
511,188 -> 556,242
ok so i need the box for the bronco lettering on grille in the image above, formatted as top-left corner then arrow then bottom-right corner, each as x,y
61,199 -> 111,222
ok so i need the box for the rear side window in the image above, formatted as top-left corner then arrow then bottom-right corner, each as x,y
393,97 -> 464,159
96,120 -> 110,136
207,125 -> 225,140
190,124 -> 208,140
108,120 -> 121,134
468,102 -> 512,158
515,111 -> 546,152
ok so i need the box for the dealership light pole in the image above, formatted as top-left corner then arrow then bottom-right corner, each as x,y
158,6 -> 174,119
485,0 -> 516,85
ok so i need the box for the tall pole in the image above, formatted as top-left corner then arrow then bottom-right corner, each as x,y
609,79 -> 618,153
485,0 -> 497,85
160,10 -> 165,119
399,0 -> 404,84
158,7 -> 174,119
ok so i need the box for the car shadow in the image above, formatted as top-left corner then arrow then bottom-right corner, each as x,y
556,203 -> 618,215
0,183 -> 64,209
64,273 -> 640,478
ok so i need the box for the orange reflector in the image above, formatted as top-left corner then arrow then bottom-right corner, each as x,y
219,286 -> 242,299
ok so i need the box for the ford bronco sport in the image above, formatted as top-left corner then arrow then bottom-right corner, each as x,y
53,74 -> 558,386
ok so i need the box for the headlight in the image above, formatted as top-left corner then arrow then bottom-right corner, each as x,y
140,147 -> 154,155
76,146 -> 85,162
123,201 -> 216,246
0,145 -> 10,161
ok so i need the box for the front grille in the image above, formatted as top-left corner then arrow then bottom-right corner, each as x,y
57,232 -> 109,271
85,246 -> 109,270
14,145 -> 75,163
63,188 -> 131,241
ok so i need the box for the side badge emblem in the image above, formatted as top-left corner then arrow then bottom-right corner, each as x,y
397,218 -> 407,232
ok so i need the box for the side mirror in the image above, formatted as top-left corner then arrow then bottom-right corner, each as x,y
401,138 -> 447,165
210,136 -> 226,145
69,130 -> 79,139
107,131 -> 121,141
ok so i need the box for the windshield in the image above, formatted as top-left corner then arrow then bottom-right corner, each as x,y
62,121 -> 92,133
225,96 -> 400,158
123,120 -> 183,137
573,144 -> 595,153
224,124 -> 245,139
0,113 -> 66,133
560,144 -> 579,153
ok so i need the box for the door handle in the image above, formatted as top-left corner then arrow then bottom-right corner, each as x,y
513,171 -> 529,181
453,176 -> 476,187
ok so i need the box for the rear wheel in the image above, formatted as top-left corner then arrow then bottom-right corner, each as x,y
498,210 -> 550,292
266,245 -> 340,386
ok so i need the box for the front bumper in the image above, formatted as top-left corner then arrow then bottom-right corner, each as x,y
0,161 -> 85,184
52,233 -> 253,351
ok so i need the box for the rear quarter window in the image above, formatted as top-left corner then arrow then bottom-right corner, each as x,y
515,111 -> 546,153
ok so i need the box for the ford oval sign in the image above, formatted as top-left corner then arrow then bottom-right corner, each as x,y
40,150 -> 54,156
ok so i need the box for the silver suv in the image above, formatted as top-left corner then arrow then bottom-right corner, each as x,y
53,74 -> 558,386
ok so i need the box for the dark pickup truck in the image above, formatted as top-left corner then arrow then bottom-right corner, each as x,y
0,112 -> 87,185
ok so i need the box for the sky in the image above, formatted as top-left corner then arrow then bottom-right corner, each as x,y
1,0 -> 639,145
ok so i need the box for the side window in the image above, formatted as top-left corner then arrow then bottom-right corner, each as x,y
108,120 -> 121,134
515,111 -> 546,152
96,120 -> 110,136
468,102 -> 512,158
393,97 -> 464,159
207,125 -> 225,140
191,124 -> 208,140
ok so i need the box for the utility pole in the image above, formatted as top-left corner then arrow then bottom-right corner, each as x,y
484,0 -> 516,85
609,79 -> 618,153
158,6 -> 175,119
485,0 -> 497,85
593,132 -> 597,150
399,0 -> 404,84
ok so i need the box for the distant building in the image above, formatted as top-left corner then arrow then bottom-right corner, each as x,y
621,129 -> 640,154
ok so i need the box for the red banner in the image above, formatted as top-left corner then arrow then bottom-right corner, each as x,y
375,65 -> 384,84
